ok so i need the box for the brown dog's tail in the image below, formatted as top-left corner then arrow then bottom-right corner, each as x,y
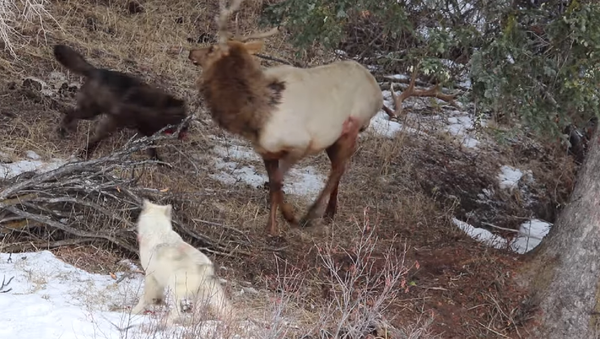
53,45 -> 96,77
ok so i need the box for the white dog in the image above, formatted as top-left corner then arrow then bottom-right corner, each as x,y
132,199 -> 234,325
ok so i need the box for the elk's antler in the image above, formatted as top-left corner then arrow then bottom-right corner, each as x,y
389,67 -> 458,117
216,0 -> 244,52
216,0 -> 280,54
236,26 -> 281,42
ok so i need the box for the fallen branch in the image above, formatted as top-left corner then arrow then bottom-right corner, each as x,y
387,66 -> 460,117
0,115 -> 250,257
0,275 -> 13,293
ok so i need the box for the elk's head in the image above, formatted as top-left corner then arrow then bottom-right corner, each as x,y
188,40 -> 265,70
188,0 -> 278,70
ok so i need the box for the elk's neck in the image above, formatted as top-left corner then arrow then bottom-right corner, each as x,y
200,51 -> 285,143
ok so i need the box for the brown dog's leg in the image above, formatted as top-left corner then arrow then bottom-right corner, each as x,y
300,116 -> 361,227
79,116 -> 118,159
58,110 -> 77,138
58,97 -> 102,138
146,142 -> 173,168
146,143 -> 162,162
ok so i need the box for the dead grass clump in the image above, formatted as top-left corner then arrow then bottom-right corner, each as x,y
237,212 -> 437,339
51,244 -> 130,274
0,0 -> 56,58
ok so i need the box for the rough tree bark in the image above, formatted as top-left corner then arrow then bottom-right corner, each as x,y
522,126 -> 600,338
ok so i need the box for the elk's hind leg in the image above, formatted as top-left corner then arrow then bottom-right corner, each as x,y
300,116 -> 361,227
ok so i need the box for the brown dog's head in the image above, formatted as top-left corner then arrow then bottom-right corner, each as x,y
188,40 -> 264,70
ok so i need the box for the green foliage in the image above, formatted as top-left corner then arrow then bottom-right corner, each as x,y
471,2 -> 600,137
261,0 -> 600,137
261,0 -> 410,56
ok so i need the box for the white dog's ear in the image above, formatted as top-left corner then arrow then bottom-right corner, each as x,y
164,204 -> 173,219
142,199 -> 151,209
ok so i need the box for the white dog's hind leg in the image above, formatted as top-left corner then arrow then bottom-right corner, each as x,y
165,281 -> 188,326
132,275 -> 163,314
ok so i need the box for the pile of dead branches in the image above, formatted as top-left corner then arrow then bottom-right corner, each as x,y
0,118 -> 240,257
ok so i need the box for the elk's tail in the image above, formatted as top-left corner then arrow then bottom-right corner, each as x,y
53,45 -> 96,77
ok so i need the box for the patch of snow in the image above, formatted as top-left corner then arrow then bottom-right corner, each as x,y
510,219 -> 552,254
385,74 -> 410,81
447,116 -> 474,135
369,111 -> 403,137
440,58 -> 462,70
213,145 -> 260,162
283,166 -> 325,197
498,165 -> 523,190
369,111 -> 426,138
367,65 -> 381,72
417,26 -> 431,40
0,155 -> 66,180
443,115 -> 480,148
452,218 -> 508,249
461,136 -> 480,148
507,54 -> 515,64
209,144 -> 326,199
25,150 -> 41,160
381,89 -> 393,101
458,78 -> 472,89
0,251 -> 262,339
211,159 -> 266,188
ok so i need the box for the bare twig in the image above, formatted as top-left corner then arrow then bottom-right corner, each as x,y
0,114 -> 249,258
0,275 -> 14,293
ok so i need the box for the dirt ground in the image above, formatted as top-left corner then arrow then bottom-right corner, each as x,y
0,0 -> 580,338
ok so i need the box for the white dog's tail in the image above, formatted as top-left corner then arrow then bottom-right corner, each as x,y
196,264 -> 236,320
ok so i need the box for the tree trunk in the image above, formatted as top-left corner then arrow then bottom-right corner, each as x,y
522,127 -> 600,338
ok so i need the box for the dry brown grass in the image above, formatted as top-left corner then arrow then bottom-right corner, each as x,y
0,1 -> 581,338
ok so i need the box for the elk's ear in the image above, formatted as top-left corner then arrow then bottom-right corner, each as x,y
244,40 -> 264,55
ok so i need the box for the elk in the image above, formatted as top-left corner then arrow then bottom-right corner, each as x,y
188,0 -> 452,236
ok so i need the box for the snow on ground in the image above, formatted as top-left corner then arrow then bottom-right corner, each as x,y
207,143 -> 327,199
374,81 -> 482,149
0,251 -> 261,339
453,164 -> 552,253
511,219 -> 552,254
452,218 -> 509,250
445,115 -> 480,148
498,165 -> 524,190
452,217 -> 552,254
0,150 -> 66,180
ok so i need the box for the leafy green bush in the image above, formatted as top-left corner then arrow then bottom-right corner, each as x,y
261,0 -> 600,137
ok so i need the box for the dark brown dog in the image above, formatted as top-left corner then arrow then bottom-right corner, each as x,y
53,44 -> 189,161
